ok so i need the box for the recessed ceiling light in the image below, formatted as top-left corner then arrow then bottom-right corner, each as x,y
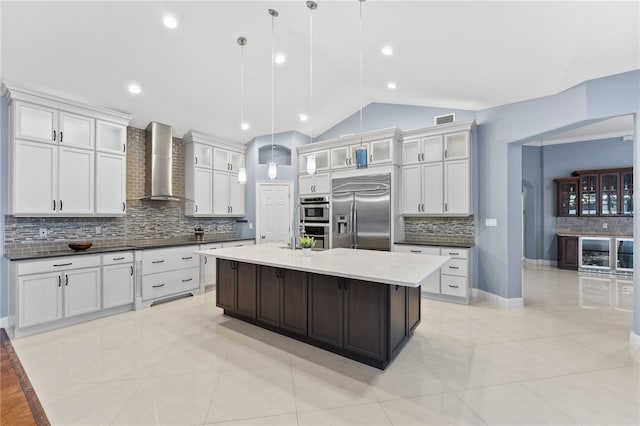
387,82 -> 397,90
128,83 -> 142,94
274,54 -> 286,65
163,15 -> 178,29
299,113 -> 308,122
241,122 -> 250,131
381,46 -> 393,56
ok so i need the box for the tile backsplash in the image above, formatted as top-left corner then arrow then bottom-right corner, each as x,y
556,216 -> 632,236
403,216 -> 475,245
4,126 -> 237,255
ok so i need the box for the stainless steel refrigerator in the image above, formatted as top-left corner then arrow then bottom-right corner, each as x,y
332,174 -> 391,251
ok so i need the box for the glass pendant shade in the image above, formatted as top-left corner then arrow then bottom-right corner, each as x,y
237,167 -> 247,184
355,146 -> 368,168
306,154 -> 316,175
268,162 -> 277,179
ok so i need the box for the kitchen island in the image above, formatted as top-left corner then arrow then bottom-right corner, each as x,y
197,244 -> 449,369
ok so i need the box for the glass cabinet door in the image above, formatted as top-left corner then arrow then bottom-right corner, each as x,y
600,173 -> 619,215
555,178 -> 578,216
580,174 -> 598,215
621,170 -> 633,215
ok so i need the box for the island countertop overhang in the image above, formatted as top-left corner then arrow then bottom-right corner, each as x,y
196,244 -> 450,288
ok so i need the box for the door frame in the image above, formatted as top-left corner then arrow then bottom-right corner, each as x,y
255,180 -> 294,245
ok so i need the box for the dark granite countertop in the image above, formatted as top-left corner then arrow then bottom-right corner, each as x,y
4,237 -> 256,261
394,240 -> 474,248
556,233 -> 632,238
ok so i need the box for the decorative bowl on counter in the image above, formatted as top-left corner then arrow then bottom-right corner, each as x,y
69,241 -> 93,251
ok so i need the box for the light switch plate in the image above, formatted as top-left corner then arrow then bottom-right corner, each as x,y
602,223 -> 608,229
39,228 -> 47,238
485,218 -> 497,227
95,226 -> 102,235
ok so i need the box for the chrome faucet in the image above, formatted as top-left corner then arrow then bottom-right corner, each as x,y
291,203 -> 305,249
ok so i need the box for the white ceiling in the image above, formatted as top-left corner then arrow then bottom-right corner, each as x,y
1,1 -> 638,143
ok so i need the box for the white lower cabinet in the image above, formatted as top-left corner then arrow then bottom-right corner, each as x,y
102,255 -> 134,309
393,244 -> 471,303
200,243 -> 222,287
18,272 -> 62,327
140,246 -> 201,304
64,267 -> 101,317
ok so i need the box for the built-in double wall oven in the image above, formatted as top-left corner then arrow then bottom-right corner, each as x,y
300,195 -> 330,250
579,236 -> 633,274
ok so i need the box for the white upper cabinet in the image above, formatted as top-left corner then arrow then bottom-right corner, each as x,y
183,131 -> 246,218
331,145 -> 351,169
95,152 -> 126,215
369,138 -> 394,165
59,111 -> 95,150
400,121 -> 474,216
5,84 -> 132,217
193,143 -> 213,168
299,173 -> 330,195
96,120 -> 126,154
444,131 -> 469,160
299,149 -> 330,174
14,102 -> 57,143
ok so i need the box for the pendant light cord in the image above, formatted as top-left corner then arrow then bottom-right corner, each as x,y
309,4 -> 314,144
359,0 -> 364,137
271,11 -> 275,162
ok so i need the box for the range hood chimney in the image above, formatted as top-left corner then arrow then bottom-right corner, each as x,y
143,121 -> 180,201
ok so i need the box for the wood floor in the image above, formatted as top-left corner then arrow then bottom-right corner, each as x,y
1,329 -> 49,426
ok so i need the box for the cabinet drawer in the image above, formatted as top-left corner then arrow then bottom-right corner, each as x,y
18,255 -> 101,276
102,252 -> 134,266
394,245 -> 440,256
441,275 -> 467,297
441,258 -> 467,277
142,267 -> 200,301
142,246 -> 200,274
440,248 -> 468,259
222,240 -> 255,248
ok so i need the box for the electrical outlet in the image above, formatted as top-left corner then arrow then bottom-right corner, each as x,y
39,228 -> 47,238
95,226 -> 102,235
249,223 -> 253,230
602,223 -> 608,229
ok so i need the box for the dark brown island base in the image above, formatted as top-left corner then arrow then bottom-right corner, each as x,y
216,258 -> 422,370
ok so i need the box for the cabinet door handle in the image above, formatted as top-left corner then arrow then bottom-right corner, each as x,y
65,274 -> 69,286
53,262 -> 72,267
395,285 -> 400,291
122,202 -> 126,212
59,200 -> 63,211
152,260 -> 165,264
449,266 -> 460,270
418,153 -> 421,162
422,203 -> 425,211
182,256 -> 193,260
182,278 -> 193,282
448,252 -> 459,256
58,276 -> 61,287
230,206 -> 233,213
60,131 -> 63,142
130,266 -> 133,276
370,154 -> 373,163
444,203 -> 448,212
421,153 -> 425,161
53,199 -> 56,211
195,204 -> 198,213
444,150 -> 448,159
152,283 -> 165,288
448,284 -> 459,288
123,144 -> 126,153
113,257 -> 125,260
53,130 -> 56,141
410,249 -> 422,253
261,235 -> 265,239
195,157 -> 198,165
204,257 -> 208,264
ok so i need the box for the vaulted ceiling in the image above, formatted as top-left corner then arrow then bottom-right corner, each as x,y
2,1 -> 638,143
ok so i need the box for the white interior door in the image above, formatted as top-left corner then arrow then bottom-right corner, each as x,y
258,183 -> 291,244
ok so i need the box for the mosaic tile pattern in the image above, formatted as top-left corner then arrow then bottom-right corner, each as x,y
556,216 -> 632,236
404,216 -> 475,245
4,126 -> 236,255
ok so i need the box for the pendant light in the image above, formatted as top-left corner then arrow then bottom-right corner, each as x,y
305,1 -> 318,176
237,36 -> 248,184
354,0 -> 368,169
268,8 -> 279,180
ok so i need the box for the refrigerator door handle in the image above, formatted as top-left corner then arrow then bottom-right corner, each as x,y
353,200 -> 358,249
349,200 -> 355,249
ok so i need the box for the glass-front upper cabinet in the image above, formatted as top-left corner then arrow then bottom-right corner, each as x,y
579,174 -> 598,216
600,172 -> 619,216
555,177 -> 579,216
621,169 -> 633,215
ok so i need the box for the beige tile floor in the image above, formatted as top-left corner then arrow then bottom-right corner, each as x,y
10,265 -> 640,425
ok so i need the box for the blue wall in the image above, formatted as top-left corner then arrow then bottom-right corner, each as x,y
522,145 -> 543,259
316,102 -> 476,141
240,131 -> 310,238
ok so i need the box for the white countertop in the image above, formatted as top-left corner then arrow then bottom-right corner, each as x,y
196,244 -> 450,288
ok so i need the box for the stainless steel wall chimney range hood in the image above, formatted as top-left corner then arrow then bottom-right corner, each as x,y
142,121 -> 180,201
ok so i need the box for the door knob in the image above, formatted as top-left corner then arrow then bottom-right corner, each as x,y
261,235 -> 266,239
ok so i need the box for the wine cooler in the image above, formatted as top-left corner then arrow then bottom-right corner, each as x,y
579,237 -> 612,271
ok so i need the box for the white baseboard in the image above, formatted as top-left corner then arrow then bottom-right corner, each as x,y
523,258 -> 558,267
630,331 -> 640,361
473,288 -> 524,308
0,317 -> 7,328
